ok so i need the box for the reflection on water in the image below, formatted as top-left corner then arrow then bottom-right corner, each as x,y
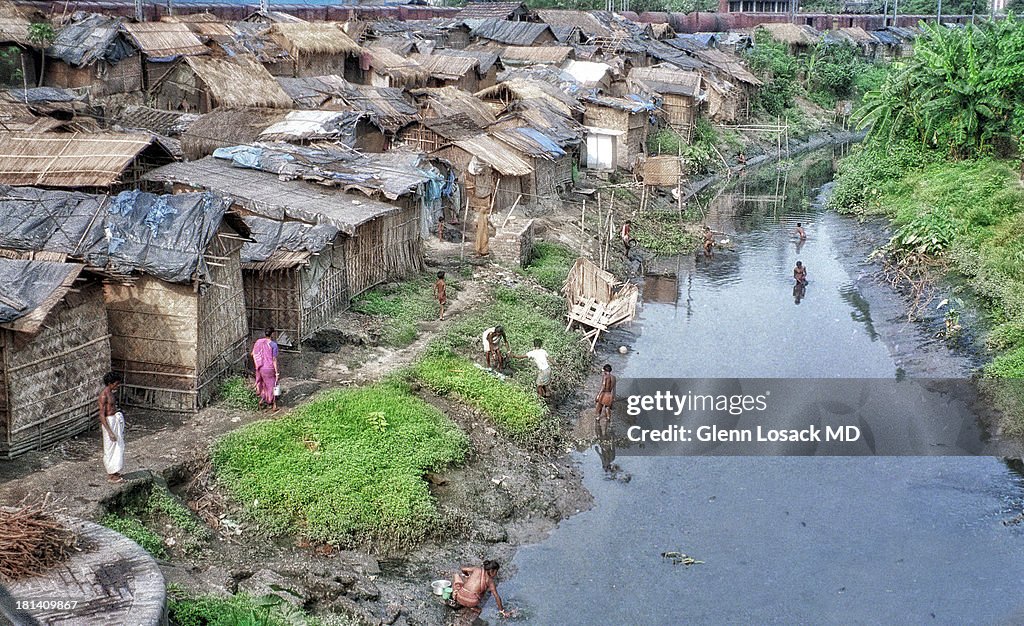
499,148 -> 1024,624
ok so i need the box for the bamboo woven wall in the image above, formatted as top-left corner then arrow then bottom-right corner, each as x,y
244,267 -> 301,344
106,275 -> 198,413
151,62 -> 206,113
345,207 -> 421,298
300,244 -> 349,338
664,94 -> 696,138
0,283 -> 110,458
195,231 -> 248,408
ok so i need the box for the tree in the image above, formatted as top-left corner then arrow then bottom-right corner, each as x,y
27,22 -> 55,88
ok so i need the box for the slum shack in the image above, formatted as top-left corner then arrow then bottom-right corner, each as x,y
100,190 -> 250,413
145,156 -> 423,301
432,134 -> 533,215
498,45 -> 573,68
582,93 -> 653,171
0,259 -> 109,458
432,49 -> 501,89
179,108 -> 286,160
258,110 -> 384,152
44,14 -> 142,97
491,126 -> 573,206
120,21 -> 208,87
628,66 -> 702,140
269,22 -> 362,78
411,53 -> 482,92
361,46 -> 428,89
0,132 -> 174,192
150,54 -> 292,113
240,216 -> 345,345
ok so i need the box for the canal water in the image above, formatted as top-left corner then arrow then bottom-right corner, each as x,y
494,150 -> 1024,623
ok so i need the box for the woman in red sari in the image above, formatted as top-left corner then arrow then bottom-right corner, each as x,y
251,327 -> 280,411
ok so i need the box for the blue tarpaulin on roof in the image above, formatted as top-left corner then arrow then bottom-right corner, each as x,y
516,127 -> 566,158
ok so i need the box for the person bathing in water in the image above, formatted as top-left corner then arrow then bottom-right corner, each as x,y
793,261 -> 808,286
702,226 -> 716,257
452,560 -> 509,617
795,222 -> 807,241
596,364 -> 616,423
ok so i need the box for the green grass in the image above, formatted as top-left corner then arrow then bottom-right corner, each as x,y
830,151 -> 1024,384
412,350 -> 547,440
212,383 -> 468,550
410,281 -> 589,443
351,274 -> 453,346
632,211 -> 700,255
219,375 -> 259,411
521,242 -> 575,292
168,589 -> 360,626
101,515 -> 167,559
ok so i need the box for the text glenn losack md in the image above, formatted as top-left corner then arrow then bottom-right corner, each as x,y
626,424 -> 862,443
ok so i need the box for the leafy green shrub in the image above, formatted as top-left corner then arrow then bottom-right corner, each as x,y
146,488 -> 210,540
826,141 -> 942,215
101,515 -> 167,559
412,350 -> 547,440
632,212 -> 699,255
746,28 -> 799,116
987,345 -> 1024,379
522,242 -> 575,292
647,127 -> 685,156
213,384 -> 468,549
219,375 -> 259,411
351,275 -> 451,346
169,593 -> 297,626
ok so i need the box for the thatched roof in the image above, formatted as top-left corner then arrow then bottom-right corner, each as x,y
0,132 -> 170,188
241,215 -> 340,271
756,23 -> 821,47
180,107 -> 286,160
411,52 -> 478,81
492,96 -> 585,147
145,157 -> 403,235
692,48 -> 761,86
271,22 -> 361,57
829,26 -> 876,45
470,20 -> 554,46
412,86 -> 496,127
244,10 -> 306,24
434,48 -> 500,73
536,9 -> 612,40
47,14 -> 134,67
114,105 -> 199,137
0,259 -> 83,334
492,126 -> 564,160
183,55 -> 293,109
499,45 -> 572,66
365,46 -> 429,85
418,113 -> 487,141
221,21 -> 291,64
276,74 -> 348,108
0,99 -> 66,132
447,134 -> 532,177
333,82 -> 418,132
0,0 -> 30,46
121,21 -> 208,57
629,66 -> 702,98
456,1 -> 528,21
476,77 -> 583,115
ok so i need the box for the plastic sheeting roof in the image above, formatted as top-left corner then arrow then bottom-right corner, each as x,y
0,259 -> 83,334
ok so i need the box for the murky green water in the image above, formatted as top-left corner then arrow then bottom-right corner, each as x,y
494,151 -> 1024,624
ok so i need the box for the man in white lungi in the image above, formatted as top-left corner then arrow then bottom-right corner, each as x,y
515,338 -> 552,399
98,372 -> 126,484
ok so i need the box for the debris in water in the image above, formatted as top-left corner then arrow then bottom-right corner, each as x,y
661,551 -> 703,566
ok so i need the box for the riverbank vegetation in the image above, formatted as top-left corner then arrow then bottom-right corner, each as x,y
213,384 -> 468,550
351,273 -> 457,346
828,18 -> 1024,385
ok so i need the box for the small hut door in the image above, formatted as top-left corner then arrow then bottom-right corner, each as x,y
586,133 -> 616,170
